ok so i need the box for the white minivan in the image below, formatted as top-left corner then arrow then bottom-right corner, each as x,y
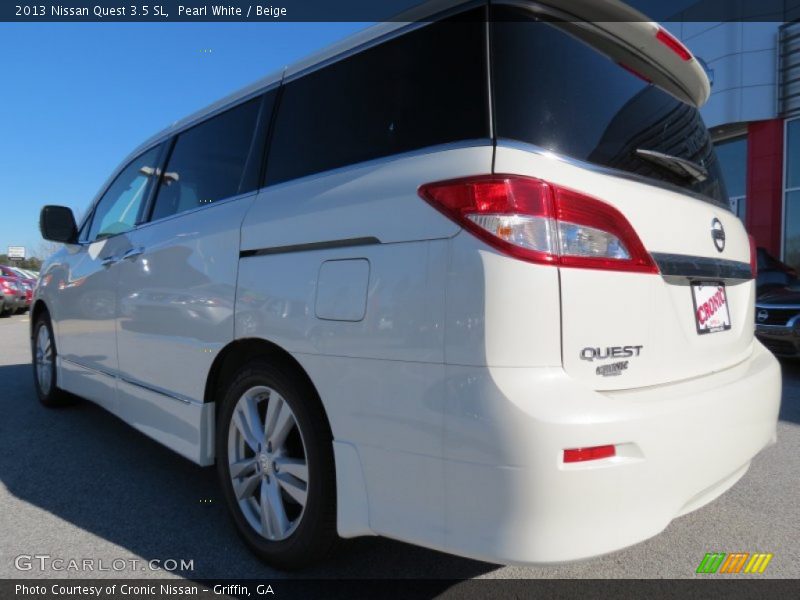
34,0 -> 781,569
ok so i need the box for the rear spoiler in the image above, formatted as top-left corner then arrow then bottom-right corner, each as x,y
509,0 -> 711,106
371,0 -> 710,107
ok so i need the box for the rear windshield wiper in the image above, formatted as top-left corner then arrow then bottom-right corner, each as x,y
634,148 -> 708,183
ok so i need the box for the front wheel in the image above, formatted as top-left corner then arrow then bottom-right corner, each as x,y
216,360 -> 337,569
32,313 -> 73,407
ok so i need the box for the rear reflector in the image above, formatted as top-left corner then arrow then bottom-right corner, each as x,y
418,175 -> 658,274
656,28 -> 692,61
563,445 -> 616,463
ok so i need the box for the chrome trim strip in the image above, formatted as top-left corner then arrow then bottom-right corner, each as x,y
60,356 -> 114,379
241,237 -> 380,258
60,357 -> 200,406
651,253 -> 753,281
495,139 -> 732,211
117,376 -> 199,406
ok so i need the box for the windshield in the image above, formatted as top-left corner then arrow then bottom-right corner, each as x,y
491,6 -> 728,207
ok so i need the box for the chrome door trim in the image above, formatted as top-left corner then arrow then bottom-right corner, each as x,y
59,357 -> 200,406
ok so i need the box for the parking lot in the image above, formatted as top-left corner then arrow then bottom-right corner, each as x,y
0,311 -> 798,580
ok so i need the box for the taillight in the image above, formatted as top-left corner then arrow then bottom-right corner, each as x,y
748,235 -> 757,278
418,175 -> 658,274
655,27 -> 692,61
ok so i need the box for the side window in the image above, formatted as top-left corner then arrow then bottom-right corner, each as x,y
150,96 -> 262,222
87,146 -> 162,242
266,10 -> 489,185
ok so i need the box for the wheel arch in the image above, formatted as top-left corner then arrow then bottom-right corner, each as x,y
206,337 -> 372,539
30,300 -> 50,348
31,299 -> 49,332
205,337 -> 330,431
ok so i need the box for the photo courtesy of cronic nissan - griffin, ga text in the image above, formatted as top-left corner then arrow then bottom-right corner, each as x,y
31,0 -> 781,569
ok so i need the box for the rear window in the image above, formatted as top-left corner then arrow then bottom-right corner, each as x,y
491,6 -> 728,207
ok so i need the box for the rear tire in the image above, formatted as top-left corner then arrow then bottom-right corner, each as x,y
216,359 -> 337,570
32,313 -> 74,407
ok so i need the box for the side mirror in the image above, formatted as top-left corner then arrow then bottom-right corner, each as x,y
40,205 -> 78,244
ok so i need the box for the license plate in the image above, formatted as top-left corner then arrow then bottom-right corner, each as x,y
691,281 -> 731,335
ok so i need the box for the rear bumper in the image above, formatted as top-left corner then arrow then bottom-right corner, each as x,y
439,341 -> 781,564
756,324 -> 800,357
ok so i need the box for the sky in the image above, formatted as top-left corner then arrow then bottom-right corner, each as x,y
0,21 -> 368,258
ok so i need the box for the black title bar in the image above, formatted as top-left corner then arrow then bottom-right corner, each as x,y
3,579 -> 800,600
4,0 -> 800,22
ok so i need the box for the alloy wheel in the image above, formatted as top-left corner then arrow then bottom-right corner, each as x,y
35,324 -> 54,396
227,385 -> 309,541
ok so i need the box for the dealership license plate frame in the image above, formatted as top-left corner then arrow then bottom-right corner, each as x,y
691,280 -> 732,335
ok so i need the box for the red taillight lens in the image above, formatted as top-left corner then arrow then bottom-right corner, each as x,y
656,28 -> 692,61
748,234 -> 757,278
418,175 -> 658,274
563,445 -> 616,463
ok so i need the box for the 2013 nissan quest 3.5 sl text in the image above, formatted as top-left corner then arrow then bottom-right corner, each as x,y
32,0 -> 781,569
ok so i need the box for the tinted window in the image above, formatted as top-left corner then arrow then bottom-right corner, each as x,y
715,137 -> 747,199
715,135 -> 747,219
787,119 -> 800,189
492,7 -> 727,206
151,96 -> 262,221
87,146 -> 162,242
785,190 -> 800,270
266,12 -> 489,185
784,119 -> 800,269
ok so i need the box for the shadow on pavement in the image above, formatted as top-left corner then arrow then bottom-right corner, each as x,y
0,362 -> 495,582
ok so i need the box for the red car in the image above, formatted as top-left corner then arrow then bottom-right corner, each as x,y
0,265 -> 33,313
0,275 -> 25,316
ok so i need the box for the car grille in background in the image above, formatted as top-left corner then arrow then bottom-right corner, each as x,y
759,338 -> 798,356
756,307 -> 800,325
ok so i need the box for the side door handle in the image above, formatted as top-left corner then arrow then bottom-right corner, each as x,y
101,256 -> 119,268
121,247 -> 145,261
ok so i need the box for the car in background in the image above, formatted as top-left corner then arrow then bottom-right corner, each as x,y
0,265 -> 34,312
755,248 -> 800,356
14,267 -> 39,280
9,266 -> 36,307
0,276 -> 25,316
756,247 -> 797,292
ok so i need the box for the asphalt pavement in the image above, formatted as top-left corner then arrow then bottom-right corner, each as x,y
0,312 -> 798,580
